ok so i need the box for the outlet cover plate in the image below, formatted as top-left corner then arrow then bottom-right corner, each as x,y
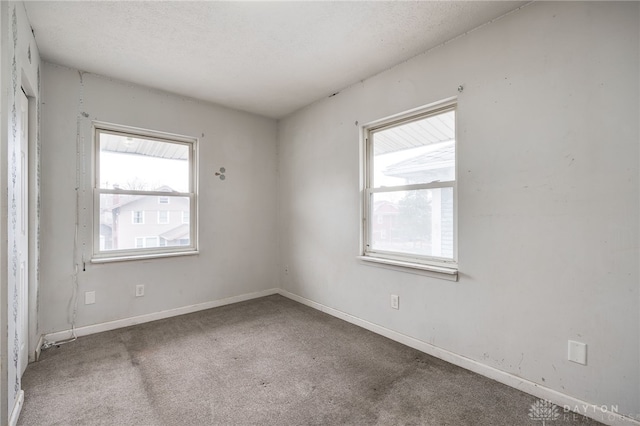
568,340 -> 587,365
85,291 -> 95,305
391,294 -> 399,310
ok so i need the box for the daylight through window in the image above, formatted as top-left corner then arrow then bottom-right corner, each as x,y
363,102 -> 457,270
93,124 -> 197,260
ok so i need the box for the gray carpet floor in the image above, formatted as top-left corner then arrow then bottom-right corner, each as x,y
19,295 -> 602,425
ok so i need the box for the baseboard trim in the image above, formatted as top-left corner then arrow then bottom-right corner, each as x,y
277,289 -> 639,426
43,288 -> 279,344
38,287 -> 639,426
9,390 -> 24,426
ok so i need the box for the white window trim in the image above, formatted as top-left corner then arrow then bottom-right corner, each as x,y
132,211 -> 145,224
135,236 -> 159,248
360,98 -> 458,279
157,210 -> 170,224
92,121 -> 198,262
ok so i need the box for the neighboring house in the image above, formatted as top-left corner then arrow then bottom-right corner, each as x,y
371,200 -> 399,243
100,186 -> 190,251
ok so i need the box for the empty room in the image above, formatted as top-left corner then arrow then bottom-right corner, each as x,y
0,1 -> 638,425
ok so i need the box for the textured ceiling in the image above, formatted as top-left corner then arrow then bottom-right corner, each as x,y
25,1 -> 527,119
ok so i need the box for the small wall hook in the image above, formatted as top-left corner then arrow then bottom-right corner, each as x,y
215,167 -> 226,180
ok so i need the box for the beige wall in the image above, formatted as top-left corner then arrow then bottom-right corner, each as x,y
278,2 -> 639,419
40,63 -> 279,335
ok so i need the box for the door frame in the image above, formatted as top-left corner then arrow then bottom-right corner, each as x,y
20,73 -> 38,366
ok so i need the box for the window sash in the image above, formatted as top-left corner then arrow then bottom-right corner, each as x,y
93,190 -> 197,259
94,127 -> 196,194
92,123 -> 198,261
367,180 -> 454,194
363,184 -> 457,263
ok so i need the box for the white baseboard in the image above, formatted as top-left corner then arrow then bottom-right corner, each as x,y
9,390 -> 24,426
38,287 -> 639,426
43,288 -> 279,344
277,289 -> 640,426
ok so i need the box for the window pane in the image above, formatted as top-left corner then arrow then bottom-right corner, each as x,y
145,237 -> 159,248
370,187 -> 454,259
99,132 -> 190,192
99,194 -> 191,251
158,211 -> 169,224
372,110 -> 455,188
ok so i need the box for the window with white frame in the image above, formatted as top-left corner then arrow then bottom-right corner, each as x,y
135,236 -> 159,248
362,101 -> 457,271
132,211 -> 144,224
158,210 -> 169,224
94,123 -> 198,260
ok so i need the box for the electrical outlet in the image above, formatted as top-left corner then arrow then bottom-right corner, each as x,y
136,284 -> 145,297
390,294 -> 399,310
85,291 -> 95,305
568,340 -> 587,365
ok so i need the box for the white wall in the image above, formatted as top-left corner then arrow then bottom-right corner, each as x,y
278,1 -> 639,420
40,63 -> 279,335
1,1 -> 41,423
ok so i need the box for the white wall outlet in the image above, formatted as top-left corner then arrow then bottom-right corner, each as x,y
568,340 -> 587,365
136,284 -> 145,297
390,294 -> 399,310
84,291 -> 95,305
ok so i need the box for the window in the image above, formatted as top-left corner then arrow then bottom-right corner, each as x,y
132,211 -> 144,224
94,123 -> 198,261
158,211 -> 169,224
362,101 -> 457,273
135,237 -> 159,248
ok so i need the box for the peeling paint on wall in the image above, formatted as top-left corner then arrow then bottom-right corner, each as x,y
8,4 -> 20,403
5,2 -> 43,419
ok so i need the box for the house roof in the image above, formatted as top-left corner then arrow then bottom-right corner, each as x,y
159,224 -> 190,241
101,186 -> 179,212
383,140 -> 455,183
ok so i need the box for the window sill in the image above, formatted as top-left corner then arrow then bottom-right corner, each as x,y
92,250 -> 199,264
357,256 -> 458,281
